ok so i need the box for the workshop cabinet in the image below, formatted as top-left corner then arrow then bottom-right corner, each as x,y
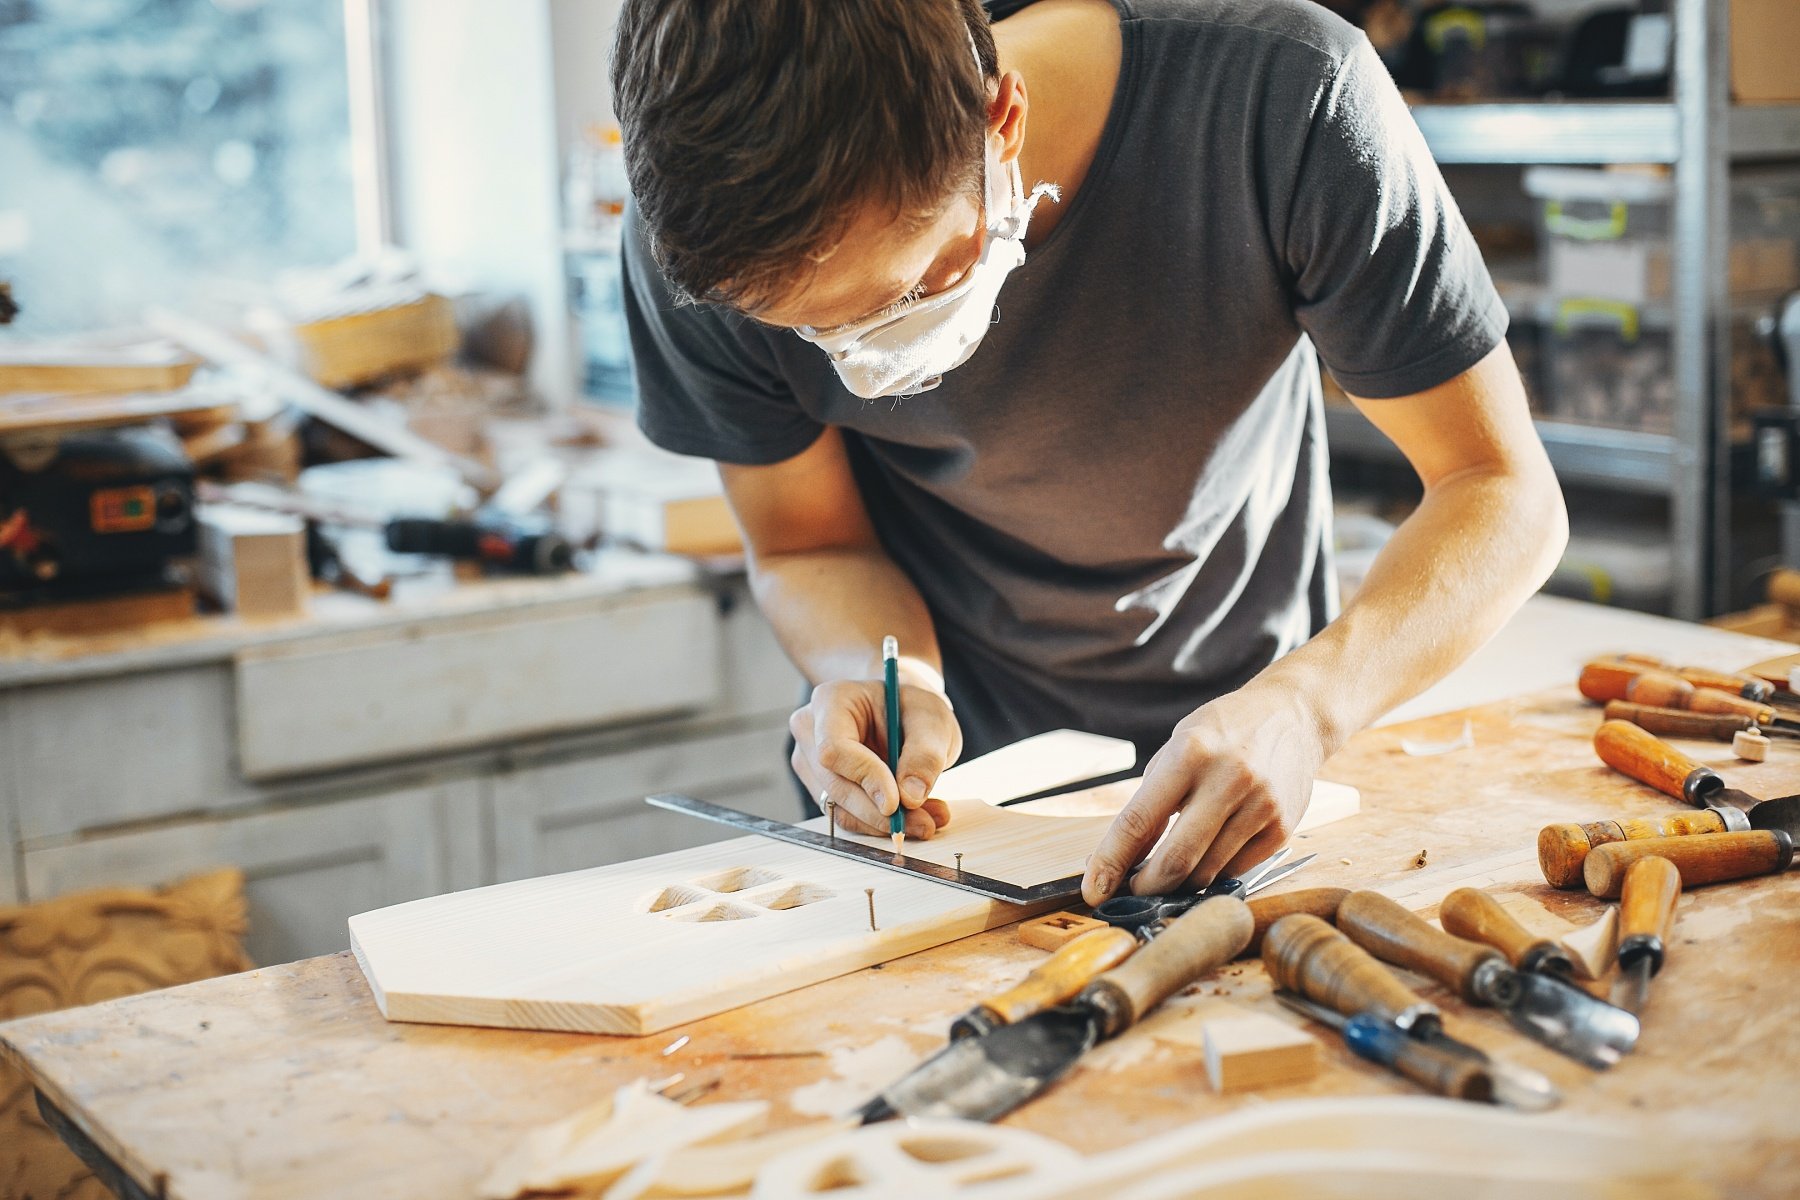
0,664 -> 247,842
21,779 -> 485,966
491,725 -> 796,882
234,587 -> 721,778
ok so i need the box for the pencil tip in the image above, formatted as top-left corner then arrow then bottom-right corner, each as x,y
891,832 -> 905,857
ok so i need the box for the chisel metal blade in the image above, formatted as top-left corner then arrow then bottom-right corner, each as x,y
1614,958 -> 1654,1016
1504,972 -> 1640,1070
1416,1029 -> 1562,1111
857,1007 -> 1097,1124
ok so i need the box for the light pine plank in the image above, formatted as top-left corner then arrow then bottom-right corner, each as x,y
351,833 -> 1046,1036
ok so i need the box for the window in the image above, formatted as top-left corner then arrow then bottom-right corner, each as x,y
0,0 -> 360,332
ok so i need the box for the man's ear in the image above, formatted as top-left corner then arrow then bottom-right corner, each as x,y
989,70 -> 1027,164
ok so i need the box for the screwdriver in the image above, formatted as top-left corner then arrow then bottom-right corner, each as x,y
1612,856 -> 1681,1016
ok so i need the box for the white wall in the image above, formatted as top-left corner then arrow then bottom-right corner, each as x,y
383,0 -> 573,405
550,0 -> 626,153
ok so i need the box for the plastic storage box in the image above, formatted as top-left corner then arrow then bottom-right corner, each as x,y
1523,166 -> 1800,305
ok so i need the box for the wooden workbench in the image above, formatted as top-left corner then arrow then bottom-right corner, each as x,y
4,686 -> 1799,1198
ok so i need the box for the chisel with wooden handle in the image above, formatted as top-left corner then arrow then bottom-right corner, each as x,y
1612,856 -> 1681,1015
1538,809 -> 1746,889
1241,886 -> 1350,958
1594,719 -> 1763,808
949,926 -> 1138,1040
1582,667 -> 1800,732
1601,700 -> 1783,743
858,897 -> 1252,1123
1336,891 -> 1639,1069
1583,830 -> 1795,898
1262,914 -> 1556,1109
1439,887 -> 1582,982
1591,656 -> 1778,703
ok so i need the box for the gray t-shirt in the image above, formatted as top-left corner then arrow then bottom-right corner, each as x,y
621,0 -> 1506,765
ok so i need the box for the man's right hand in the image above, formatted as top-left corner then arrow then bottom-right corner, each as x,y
789,679 -> 962,839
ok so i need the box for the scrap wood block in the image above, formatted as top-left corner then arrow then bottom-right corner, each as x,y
1017,911 -> 1108,951
1195,1005 -> 1321,1094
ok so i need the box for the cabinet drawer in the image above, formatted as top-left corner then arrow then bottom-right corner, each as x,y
235,588 -> 718,778
22,780 -> 482,966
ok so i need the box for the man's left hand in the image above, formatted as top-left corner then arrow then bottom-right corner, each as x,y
1079,682 -> 1328,905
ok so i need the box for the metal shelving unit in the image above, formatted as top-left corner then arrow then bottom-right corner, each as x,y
1324,406 -> 1675,495
1352,0 -> 1800,619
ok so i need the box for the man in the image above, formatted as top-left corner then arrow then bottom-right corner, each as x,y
611,0 -> 1566,907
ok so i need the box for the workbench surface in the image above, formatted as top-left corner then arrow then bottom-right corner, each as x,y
5,687 -> 1799,1198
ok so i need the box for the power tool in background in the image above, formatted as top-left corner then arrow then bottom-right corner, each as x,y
0,282 -> 200,608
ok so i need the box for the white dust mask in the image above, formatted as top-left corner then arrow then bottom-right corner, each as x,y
795,156 -> 1058,400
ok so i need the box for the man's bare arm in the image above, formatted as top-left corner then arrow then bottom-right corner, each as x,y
719,427 -> 961,836
1083,342 -> 1567,901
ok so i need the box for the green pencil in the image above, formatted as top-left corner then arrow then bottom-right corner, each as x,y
883,635 -> 905,856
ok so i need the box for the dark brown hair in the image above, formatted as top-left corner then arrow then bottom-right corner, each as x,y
611,0 -> 997,311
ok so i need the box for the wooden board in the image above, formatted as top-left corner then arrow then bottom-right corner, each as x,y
350,740 -> 1354,1037
350,833 -> 1044,1036
6,687 -> 1800,1199
816,779 -> 1359,889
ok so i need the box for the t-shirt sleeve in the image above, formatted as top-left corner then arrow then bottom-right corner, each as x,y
620,204 -> 824,464
1280,37 -> 1508,400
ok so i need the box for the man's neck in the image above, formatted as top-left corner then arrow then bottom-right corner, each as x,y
995,0 -> 1124,248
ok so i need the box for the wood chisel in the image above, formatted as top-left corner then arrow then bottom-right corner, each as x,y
1335,891 -> 1639,1069
1533,720 -> 1800,890
1241,886 -> 1350,958
855,896 -> 1253,1123
943,875 -> 1340,1043
1262,913 -> 1558,1110
948,926 -> 1138,1040
1589,655 -> 1781,704
1439,887 -> 1585,983
1593,719 -> 1800,818
1580,666 -> 1800,733
1601,700 -> 1797,742
1612,856 -> 1682,1015
1582,829 -> 1794,897
1274,992 -> 1491,1102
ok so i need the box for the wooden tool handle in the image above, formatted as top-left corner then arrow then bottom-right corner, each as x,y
1617,856 -> 1682,969
1263,914 -> 1429,1025
1337,891 -> 1501,1004
1594,719 -> 1717,802
1625,670 -> 1698,709
1672,666 -> 1772,702
1603,701 -> 1751,742
1084,896 -> 1251,1038
1242,887 -> 1350,957
1579,662 -> 1647,703
977,927 -> 1138,1029
1767,568 -> 1800,611
1584,831 -> 1794,898
1683,688 -> 1771,722
1537,810 -> 1733,889
1438,888 -> 1547,967
1382,1026 -> 1494,1102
